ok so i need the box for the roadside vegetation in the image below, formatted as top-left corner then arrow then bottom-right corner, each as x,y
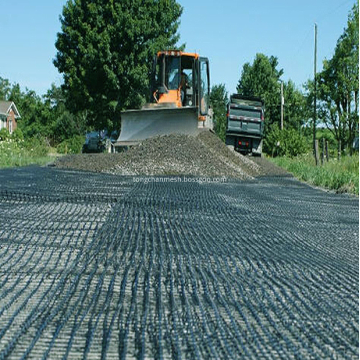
0,128 -> 84,168
263,127 -> 358,195
0,129 -> 53,168
270,153 -> 359,195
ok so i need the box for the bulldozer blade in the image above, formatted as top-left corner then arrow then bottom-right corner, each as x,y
115,106 -> 199,147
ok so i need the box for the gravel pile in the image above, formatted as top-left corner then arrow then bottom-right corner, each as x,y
55,130 -> 287,179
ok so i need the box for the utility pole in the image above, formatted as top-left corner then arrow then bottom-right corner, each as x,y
313,23 -> 317,162
280,81 -> 284,130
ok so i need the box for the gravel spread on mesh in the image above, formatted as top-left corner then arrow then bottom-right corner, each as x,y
54,130 -> 288,179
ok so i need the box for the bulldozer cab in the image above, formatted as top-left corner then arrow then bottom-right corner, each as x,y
151,51 -> 210,115
115,51 -> 211,149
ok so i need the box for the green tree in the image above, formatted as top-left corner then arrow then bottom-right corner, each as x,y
0,78 -> 51,139
316,2 -> 359,153
43,84 -> 88,143
283,80 -> 307,132
237,53 -> 284,133
0,77 -> 11,100
8,86 -> 51,139
54,0 -> 183,131
0,77 -> 88,145
264,123 -> 308,157
210,84 -> 228,141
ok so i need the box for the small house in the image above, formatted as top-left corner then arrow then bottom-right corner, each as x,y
0,101 -> 21,134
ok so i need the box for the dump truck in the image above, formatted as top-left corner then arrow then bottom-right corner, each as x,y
115,50 -> 211,149
225,94 -> 264,156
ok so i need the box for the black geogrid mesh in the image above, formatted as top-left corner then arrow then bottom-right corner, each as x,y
0,166 -> 358,359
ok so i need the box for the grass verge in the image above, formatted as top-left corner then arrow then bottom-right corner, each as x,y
269,153 -> 359,195
0,154 -> 56,168
0,139 -> 57,169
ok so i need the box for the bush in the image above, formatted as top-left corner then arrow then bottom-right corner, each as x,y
11,128 -> 24,142
23,136 -> 50,156
0,136 -> 53,168
0,128 -> 10,141
57,135 -> 85,154
264,124 -> 309,157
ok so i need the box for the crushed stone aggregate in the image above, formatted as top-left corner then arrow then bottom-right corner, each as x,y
54,131 -> 288,178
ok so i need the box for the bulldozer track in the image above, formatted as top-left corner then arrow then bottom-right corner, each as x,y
0,167 -> 358,359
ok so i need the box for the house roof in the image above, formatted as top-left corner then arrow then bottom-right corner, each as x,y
0,101 -> 21,118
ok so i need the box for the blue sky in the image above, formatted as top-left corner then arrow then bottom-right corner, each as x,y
0,0 -> 354,97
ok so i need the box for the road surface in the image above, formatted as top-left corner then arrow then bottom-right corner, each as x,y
0,166 -> 358,359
